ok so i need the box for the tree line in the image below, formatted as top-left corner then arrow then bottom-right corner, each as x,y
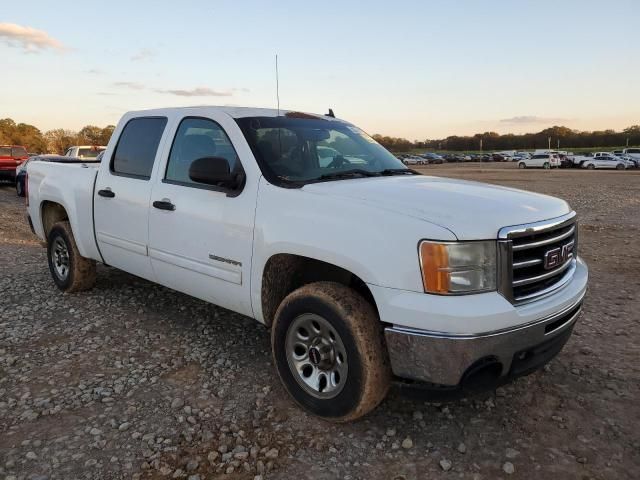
2,117 -> 639,155
372,125 -> 640,152
0,118 -> 115,155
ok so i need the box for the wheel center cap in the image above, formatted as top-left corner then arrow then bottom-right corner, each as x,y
308,347 -> 321,365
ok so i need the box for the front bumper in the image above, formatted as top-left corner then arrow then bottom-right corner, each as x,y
374,257 -> 588,387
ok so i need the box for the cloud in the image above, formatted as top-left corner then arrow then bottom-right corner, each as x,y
0,22 -> 66,52
500,115 -> 568,125
131,48 -> 155,61
86,68 -> 104,75
157,87 -> 233,97
113,81 -> 146,90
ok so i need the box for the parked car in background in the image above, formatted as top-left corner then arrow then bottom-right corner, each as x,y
64,145 -> 106,159
622,148 -> 640,163
402,155 -> 425,166
26,105 -> 588,421
16,154 -> 102,196
593,152 -> 633,169
492,153 -> 507,162
611,151 -> 638,168
423,153 -> 444,164
0,145 -> 29,182
581,154 -> 627,170
518,153 -> 560,169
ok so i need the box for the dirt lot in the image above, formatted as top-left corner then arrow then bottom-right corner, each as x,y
1,164 -> 639,480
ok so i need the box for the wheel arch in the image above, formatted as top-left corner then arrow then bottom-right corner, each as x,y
260,253 -> 379,328
40,200 -> 70,240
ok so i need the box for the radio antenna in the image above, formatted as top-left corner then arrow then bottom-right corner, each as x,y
275,54 -> 280,116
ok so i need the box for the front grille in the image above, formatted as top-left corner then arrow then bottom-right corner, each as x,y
498,213 -> 578,304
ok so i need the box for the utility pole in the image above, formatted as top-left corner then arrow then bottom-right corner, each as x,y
480,138 -> 483,153
557,139 -> 560,150
627,137 -> 630,147
548,137 -> 551,151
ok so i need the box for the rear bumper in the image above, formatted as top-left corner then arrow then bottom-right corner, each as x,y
0,168 -> 16,180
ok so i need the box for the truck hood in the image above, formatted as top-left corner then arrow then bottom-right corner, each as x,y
302,175 -> 571,240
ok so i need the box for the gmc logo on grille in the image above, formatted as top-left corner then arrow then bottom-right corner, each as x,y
543,240 -> 574,270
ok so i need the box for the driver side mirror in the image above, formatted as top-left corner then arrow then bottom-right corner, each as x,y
189,156 -> 244,190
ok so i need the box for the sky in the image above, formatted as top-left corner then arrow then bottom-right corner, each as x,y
1,0 -> 639,140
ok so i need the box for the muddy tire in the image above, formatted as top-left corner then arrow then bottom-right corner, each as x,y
47,221 -> 96,293
271,281 -> 391,422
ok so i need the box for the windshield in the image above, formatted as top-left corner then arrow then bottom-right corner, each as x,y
236,116 -> 408,185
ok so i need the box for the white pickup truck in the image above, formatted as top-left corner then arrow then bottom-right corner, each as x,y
26,107 -> 588,421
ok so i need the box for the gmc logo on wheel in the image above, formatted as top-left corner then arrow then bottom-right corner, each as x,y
543,240 -> 574,270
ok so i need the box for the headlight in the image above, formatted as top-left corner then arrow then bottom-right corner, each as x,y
419,240 -> 496,294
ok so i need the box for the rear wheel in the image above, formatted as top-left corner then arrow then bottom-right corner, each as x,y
518,162 -> 526,169
543,162 -> 550,169
272,282 -> 391,422
47,221 -> 96,292
616,163 -> 625,170
586,164 -> 595,170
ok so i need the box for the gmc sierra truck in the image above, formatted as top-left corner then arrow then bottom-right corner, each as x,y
26,107 -> 588,421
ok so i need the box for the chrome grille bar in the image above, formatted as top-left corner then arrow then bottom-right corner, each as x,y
512,258 -> 574,287
512,225 -> 575,251
497,212 -> 578,305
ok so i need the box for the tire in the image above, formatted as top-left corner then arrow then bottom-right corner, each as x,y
616,163 -> 625,170
543,162 -> 550,169
586,164 -> 595,170
47,221 -> 96,292
271,281 -> 391,422
16,180 -> 23,197
518,162 -> 526,169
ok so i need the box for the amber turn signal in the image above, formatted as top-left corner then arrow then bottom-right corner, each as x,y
419,242 -> 451,294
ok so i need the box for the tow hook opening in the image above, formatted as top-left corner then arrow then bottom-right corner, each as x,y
461,357 -> 503,391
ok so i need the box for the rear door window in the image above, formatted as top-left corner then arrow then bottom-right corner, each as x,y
111,117 -> 167,179
0,147 -> 11,157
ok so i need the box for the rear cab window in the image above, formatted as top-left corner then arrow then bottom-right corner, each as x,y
78,147 -> 105,159
11,147 -> 27,158
0,147 -> 11,157
111,117 -> 167,179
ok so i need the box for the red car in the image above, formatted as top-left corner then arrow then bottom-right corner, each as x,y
0,145 -> 29,182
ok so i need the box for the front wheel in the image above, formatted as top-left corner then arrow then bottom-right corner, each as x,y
518,162 -> 526,169
16,180 -> 23,197
543,162 -> 550,169
47,221 -> 96,292
586,164 -> 595,170
616,163 -> 625,170
272,282 -> 391,422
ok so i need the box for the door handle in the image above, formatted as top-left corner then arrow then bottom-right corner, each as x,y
153,200 -> 175,211
98,189 -> 115,198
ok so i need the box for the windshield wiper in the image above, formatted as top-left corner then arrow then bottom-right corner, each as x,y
318,169 -> 381,181
379,168 -> 419,176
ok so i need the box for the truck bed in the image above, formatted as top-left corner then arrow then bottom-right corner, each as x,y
27,161 -> 102,261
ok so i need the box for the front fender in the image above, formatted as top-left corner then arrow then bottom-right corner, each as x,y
250,178 -> 456,323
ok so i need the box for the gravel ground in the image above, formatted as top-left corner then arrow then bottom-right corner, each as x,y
1,164 -> 639,480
